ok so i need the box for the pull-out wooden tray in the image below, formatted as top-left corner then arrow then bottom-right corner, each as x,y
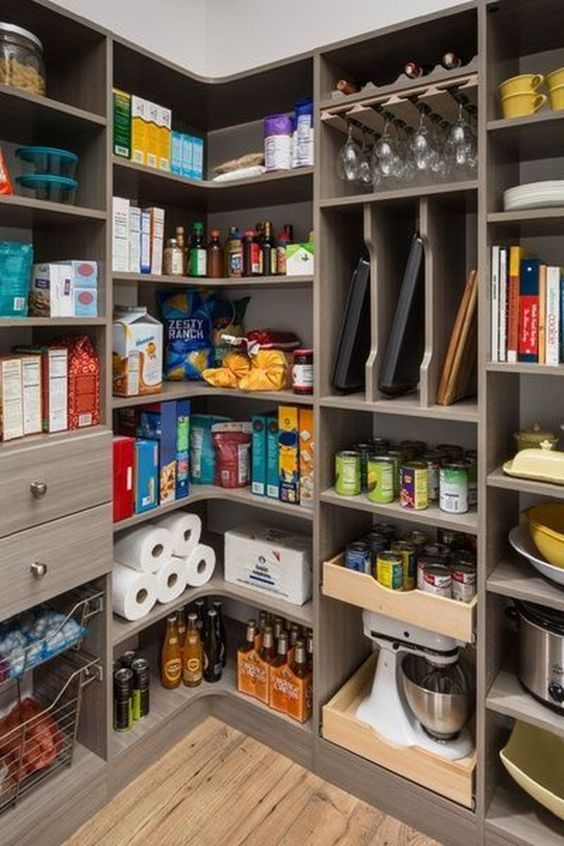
322,654 -> 476,808
322,553 -> 477,643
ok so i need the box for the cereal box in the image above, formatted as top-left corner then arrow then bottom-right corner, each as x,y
278,406 -> 299,504
113,88 -> 131,159
54,335 -> 100,429
112,307 -> 163,397
145,101 -> 159,169
251,414 -> 268,496
134,438 -> 158,514
113,435 -> 134,522
14,346 -> 67,432
131,96 -> 147,166
157,105 -> 172,172
138,401 -> 176,504
299,407 -> 314,505
19,354 -> 42,435
0,356 -> 24,441
266,413 -> 279,499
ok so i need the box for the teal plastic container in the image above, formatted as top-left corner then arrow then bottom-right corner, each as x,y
16,146 -> 79,178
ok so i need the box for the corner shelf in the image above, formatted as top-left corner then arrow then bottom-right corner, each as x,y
487,362 -> 564,376
0,317 -> 106,327
112,384 -> 313,409
486,666 -> 564,740
487,467 -> 564,500
486,782 -> 564,846
319,179 -> 478,209
487,110 -> 564,160
319,393 -> 479,423
114,272 -> 314,289
487,558 -> 564,613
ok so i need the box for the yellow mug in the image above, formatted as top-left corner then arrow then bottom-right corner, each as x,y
501,92 -> 547,119
547,67 -> 564,89
499,73 -> 544,98
549,84 -> 564,111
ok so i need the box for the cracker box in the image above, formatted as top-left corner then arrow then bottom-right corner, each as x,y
113,88 -> 131,159
286,242 -> 315,276
55,335 -> 100,429
137,401 -> 176,504
30,263 -> 73,317
175,399 -> 190,499
191,136 -> 204,180
131,95 -> 147,166
113,435 -> 134,522
145,101 -> 159,169
299,407 -> 314,505
112,196 -> 130,273
0,356 -> 24,441
15,346 -> 68,432
134,438 -> 158,514
157,105 -> 172,172
19,354 -> 42,435
266,413 -> 279,499
54,260 -> 97,318
148,207 -> 165,275
112,307 -> 163,397
140,208 -> 151,274
171,131 -> 183,176
251,414 -> 268,496
278,405 -> 299,504
224,523 -> 312,605
128,206 -> 141,274
181,133 -> 193,179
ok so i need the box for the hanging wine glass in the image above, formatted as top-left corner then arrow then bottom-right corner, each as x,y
411,112 -> 435,174
357,132 -> 372,186
447,103 -> 477,174
372,121 -> 396,180
336,122 -> 363,182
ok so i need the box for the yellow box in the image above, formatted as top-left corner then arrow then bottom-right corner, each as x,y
279,405 -> 299,504
145,101 -> 159,169
158,105 -> 172,172
131,96 -> 147,166
299,407 -> 314,505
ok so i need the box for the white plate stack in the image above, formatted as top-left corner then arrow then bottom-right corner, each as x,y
504,180 -> 564,211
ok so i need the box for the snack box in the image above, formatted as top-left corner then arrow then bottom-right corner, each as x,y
279,405 -> 299,504
131,95 -> 147,166
145,100 -> 159,170
251,414 -> 268,496
171,131 -> 183,176
30,263 -> 73,317
175,398 -> 190,499
0,356 -> 24,441
157,105 -> 172,172
128,206 -> 141,274
54,260 -> 97,318
112,306 -> 163,397
19,354 -> 42,436
112,196 -> 130,273
140,208 -> 151,274
113,435 -> 134,522
55,335 -> 99,429
266,413 -> 279,499
191,136 -> 204,180
225,523 -> 312,605
14,346 -> 68,432
137,400 -> 176,504
299,407 -> 314,505
181,134 -> 193,180
286,242 -> 315,276
113,88 -> 131,159
148,206 -> 165,275
134,438 -> 158,514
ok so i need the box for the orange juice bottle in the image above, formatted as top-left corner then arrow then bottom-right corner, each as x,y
237,619 -> 258,697
286,638 -> 312,722
183,612 -> 203,688
255,624 -> 275,703
269,632 -> 289,713
161,614 -> 182,689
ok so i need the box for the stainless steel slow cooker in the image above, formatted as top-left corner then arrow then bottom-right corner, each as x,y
513,601 -> 564,712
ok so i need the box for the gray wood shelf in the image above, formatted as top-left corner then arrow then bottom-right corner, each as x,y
112,383 -> 313,409
488,558 -> 564,613
487,110 -> 564,160
487,666 -> 564,739
320,179 -> 478,209
0,83 -> 106,144
0,195 -> 107,227
487,208 -> 564,236
486,782 -> 564,846
319,393 -> 479,422
487,467 -> 564,500
114,271 -> 313,289
487,362 -> 564,376
0,317 -> 107,327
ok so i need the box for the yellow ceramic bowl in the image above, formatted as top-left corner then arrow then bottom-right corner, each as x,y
499,73 -> 544,97
549,84 -> 564,111
500,721 -> 564,821
501,92 -> 547,119
525,502 -> 564,568
547,67 -> 564,88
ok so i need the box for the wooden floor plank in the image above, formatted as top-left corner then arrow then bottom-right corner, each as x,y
65,717 -> 441,846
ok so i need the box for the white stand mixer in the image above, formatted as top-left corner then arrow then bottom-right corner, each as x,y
356,610 -> 474,761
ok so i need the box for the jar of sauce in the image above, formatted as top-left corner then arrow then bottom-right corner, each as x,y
292,349 -> 313,395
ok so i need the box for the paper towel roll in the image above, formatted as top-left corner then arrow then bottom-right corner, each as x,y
184,543 -> 216,588
154,512 -> 202,558
155,556 -> 187,604
112,564 -> 157,621
114,525 -> 173,573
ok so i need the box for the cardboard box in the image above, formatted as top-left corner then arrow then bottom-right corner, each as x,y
171,131 -> 183,175
181,134 -> 193,179
278,405 -> 299,504
113,306 -> 163,397
41,348 -> 68,433
286,243 -> 315,276
113,88 -> 131,159
299,407 -> 314,505
140,208 -> 151,274
224,523 -> 312,605
175,399 -> 190,499
58,335 -> 100,429
145,100 -> 159,169
19,354 -> 42,435
266,413 -> 279,499
0,356 -> 24,441
134,438 -> 158,514
131,96 -> 147,166
237,644 -> 270,704
128,206 -> 141,274
251,414 -> 268,496
157,105 -> 172,171
191,136 -> 204,180
30,264 -> 73,317
54,260 -> 97,318
115,407 -> 139,437
148,207 -> 165,275
112,196 -> 130,273
137,401 -> 177,504
113,435 -> 135,522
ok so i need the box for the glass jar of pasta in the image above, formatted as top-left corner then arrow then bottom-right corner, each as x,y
0,23 -> 46,96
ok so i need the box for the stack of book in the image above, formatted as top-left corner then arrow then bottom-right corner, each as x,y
491,246 -> 564,365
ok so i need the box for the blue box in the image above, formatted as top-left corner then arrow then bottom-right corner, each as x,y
134,438 -> 158,513
251,414 -> 268,496
181,134 -> 193,180
137,401 -> 177,504
171,131 -> 183,175
191,136 -> 204,180
266,413 -> 279,499
175,399 -> 190,499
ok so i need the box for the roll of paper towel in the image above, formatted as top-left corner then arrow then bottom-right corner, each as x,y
114,525 -> 172,573
154,512 -> 202,558
184,544 -> 216,588
112,564 -> 157,621
155,557 -> 187,604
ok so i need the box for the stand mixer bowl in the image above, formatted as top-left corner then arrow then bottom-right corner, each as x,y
402,654 -> 473,741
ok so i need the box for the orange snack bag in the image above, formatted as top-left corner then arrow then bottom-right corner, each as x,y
0,149 -> 13,195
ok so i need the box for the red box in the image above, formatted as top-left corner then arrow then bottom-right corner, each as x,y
51,335 -> 100,429
113,435 -> 135,522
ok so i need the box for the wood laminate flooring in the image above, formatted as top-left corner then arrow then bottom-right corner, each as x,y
65,717 -> 441,846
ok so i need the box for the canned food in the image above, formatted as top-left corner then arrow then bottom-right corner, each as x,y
450,562 -> 477,603
400,440 -> 427,456
421,542 -> 450,560
440,462 -> 469,513
364,531 -> 389,554
130,657 -> 150,720
345,541 -> 373,573
436,528 -> 458,548
400,461 -> 428,510
399,445 -> 418,462
437,444 -> 464,461
422,563 -> 452,597
367,457 -> 395,504
353,443 -> 373,493
421,451 -> 442,502
371,523 -> 397,542
391,541 -> 416,590
402,529 -> 428,550
465,456 -> 478,508
416,554 -> 446,590
370,437 -> 390,455
113,667 -> 133,732
376,552 -> 404,591
385,450 -> 403,496
450,548 -> 476,567
335,450 -> 361,496
120,650 -> 136,668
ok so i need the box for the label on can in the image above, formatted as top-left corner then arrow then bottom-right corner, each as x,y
391,541 -> 416,590
399,462 -> 429,510
376,552 -> 404,590
335,451 -> 361,496
364,532 -> 389,554
422,564 -> 452,597
451,562 -> 477,603
465,457 -> 478,508
440,463 -> 469,513
421,453 -> 441,501
384,451 -> 402,496
416,554 -> 446,590
367,458 -> 394,504
345,542 -> 373,574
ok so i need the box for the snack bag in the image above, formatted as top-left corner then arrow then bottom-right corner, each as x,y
159,290 -> 215,380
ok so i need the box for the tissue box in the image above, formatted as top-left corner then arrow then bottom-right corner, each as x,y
224,523 -> 312,605
286,242 -> 314,276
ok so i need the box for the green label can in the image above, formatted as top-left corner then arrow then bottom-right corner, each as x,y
335,450 -> 361,496
366,457 -> 394,503
391,541 -> 417,590
440,462 -> 468,513
384,450 -> 402,496
376,552 -> 404,591
399,461 -> 428,510
353,443 -> 372,493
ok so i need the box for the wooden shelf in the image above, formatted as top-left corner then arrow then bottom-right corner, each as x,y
319,393 -> 479,422
0,195 -> 106,227
114,271 -> 314,289
113,485 -> 313,532
0,424 -> 110,455
487,362 -> 564,376
487,110 -> 564,160
322,553 -> 476,642
487,558 -> 564,613
320,180 -> 478,209
112,383 -> 313,409
487,467 -> 564,500
0,83 -> 106,144
320,488 -> 479,534
0,317 -> 106,327
487,666 -> 564,740
486,782 -> 564,846
487,208 -> 564,236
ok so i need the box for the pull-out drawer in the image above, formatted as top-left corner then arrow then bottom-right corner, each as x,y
0,504 -> 112,619
0,428 -> 111,537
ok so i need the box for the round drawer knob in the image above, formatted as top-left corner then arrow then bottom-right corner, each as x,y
30,480 -> 48,499
30,562 -> 47,579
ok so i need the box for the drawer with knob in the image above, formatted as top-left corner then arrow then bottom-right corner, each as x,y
0,428 -> 111,537
0,503 -> 112,619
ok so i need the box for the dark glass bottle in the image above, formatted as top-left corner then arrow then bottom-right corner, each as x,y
194,598 -> 207,635
242,229 -> 262,276
207,228 -> 223,279
188,221 -> 207,277
291,638 -> 309,679
261,221 -> 277,276
203,608 -> 222,682
213,600 -> 227,667
259,624 -> 276,664
240,619 -> 257,654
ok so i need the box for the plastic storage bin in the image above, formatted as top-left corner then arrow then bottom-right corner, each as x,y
16,146 -> 78,178
16,174 -> 78,204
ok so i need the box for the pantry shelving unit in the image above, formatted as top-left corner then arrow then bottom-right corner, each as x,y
1,1 -> 564,845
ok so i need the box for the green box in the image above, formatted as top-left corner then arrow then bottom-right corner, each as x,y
113,88 -> 131,159
251,414 -> 268,496
266,413 -> 279,499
